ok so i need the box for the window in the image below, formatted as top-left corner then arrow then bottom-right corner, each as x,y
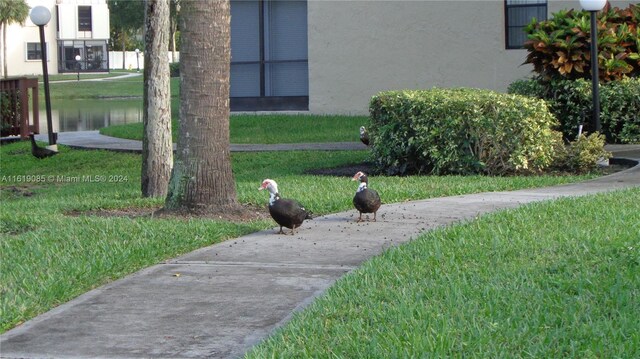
26,42 -> 47,60
230,0 -> 308,111
505,0 -> 547,49
57,40 -> 109,72
78,6 -> 92,31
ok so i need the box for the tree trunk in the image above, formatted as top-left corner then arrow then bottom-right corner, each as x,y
165,0 -> 239,213
141,0 -> 173,197
2,22 -> 7,78
121,35 -> 126,70
169,17 -> 177,63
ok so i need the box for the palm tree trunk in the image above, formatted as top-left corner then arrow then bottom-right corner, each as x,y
121,35 -> 126,70
169,18 -> 177,63
141,0 -> 173,197
2,22 -> 8,78
165,0 -> 239,213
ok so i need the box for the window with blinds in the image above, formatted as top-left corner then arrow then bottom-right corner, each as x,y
505,0 -> 547,49
230,0 -> 308,110
78,6 -> 92,32
26,42 -> 46,60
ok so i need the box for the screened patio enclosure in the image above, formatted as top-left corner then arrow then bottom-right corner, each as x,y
58,40 -> 109,73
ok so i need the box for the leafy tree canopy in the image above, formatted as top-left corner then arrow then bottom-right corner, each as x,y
0,0 -> 29,25
107,0 -> 144,33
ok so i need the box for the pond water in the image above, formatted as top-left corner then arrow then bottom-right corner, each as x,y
35,98 -> 143,133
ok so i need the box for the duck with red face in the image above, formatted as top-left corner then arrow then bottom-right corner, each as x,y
351,171 -> 381,222
259,179 -> 313,235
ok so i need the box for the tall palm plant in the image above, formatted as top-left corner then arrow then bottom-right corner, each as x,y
0,0 -> 29,78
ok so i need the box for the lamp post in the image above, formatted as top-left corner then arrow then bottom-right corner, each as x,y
135,48 -> 140,72
29,6 -> 57,150
75,54 -> 81,81
580,0 -> 607,133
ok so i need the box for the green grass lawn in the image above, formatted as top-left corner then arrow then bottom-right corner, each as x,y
36,70 -> 133,83
43,77 -> 175,100
36,71 -> 177,101
100,114 -> 370,144
4,75 -> 639,355
40,72 -> 370,144
246,188 -> 640,358
0,138 -> 604,334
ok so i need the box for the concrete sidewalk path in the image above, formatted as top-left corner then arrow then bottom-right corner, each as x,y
44,72 -> 143,84
34,131 -> 368,152
1,140 -> 639,359
34,131 -> 640,156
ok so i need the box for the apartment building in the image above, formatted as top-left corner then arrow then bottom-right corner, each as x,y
3,0 -> 109,77
4,1 -> 633,114
230,0 -> 633,113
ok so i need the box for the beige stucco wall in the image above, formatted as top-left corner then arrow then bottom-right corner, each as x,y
2,1 -> 57,77
2,0 -> 109,77
307,0 -> 634,115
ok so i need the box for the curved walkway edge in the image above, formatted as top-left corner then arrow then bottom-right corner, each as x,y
2,134 -> 639,359
34,131 -> 369,152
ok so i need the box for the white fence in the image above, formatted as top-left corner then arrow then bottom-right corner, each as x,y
108,51 -> 180,70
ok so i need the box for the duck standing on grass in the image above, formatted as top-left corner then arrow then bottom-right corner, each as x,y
30,134 -> 58,159
352,171 -> 381,222
259,179 -> 313,235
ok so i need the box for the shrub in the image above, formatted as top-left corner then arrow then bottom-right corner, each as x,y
368,88 -> 560,176
551,133 -> 612,173
524,3 -> 640,82
505,78 -> 545,98
1,91 -> 21,136
508,77 -> 640,143
169,62 -> 180,77
602,78 -> 640,143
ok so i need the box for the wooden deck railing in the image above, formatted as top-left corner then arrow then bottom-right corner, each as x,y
0,77 -> 40,138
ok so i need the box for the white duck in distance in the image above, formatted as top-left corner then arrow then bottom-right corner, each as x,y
259,179 -> 313,235
352,171 -> 381,222
359,126 -> 370,146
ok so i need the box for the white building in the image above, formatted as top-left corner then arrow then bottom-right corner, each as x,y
3,0 -> 633,114
2,0 -> 109,77
230,0 -> 633,113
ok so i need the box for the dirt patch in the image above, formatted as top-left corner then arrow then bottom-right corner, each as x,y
2,186 -> 36,198
153,205 -> 271,222
66,204 -> 271,222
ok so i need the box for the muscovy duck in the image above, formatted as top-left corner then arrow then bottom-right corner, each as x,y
359,126 -> 370,146
259,179 -> 313,235
352,171 -> 381,222
30,134 -> 58,159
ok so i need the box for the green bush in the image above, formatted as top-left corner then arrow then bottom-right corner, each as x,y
524,4 -> 640,82
551,133 -> 612,174
602,78 -> 640,144
368,88 -> 560,176
169,62 -> 180,78
508,77 -> 640,143
1,91 -> 20,136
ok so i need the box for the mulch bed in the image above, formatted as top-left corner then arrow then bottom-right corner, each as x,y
65,204 -> 271,222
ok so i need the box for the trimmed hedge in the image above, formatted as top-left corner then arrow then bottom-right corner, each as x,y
508,77 -> 640,144
368,88 -> 560,176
